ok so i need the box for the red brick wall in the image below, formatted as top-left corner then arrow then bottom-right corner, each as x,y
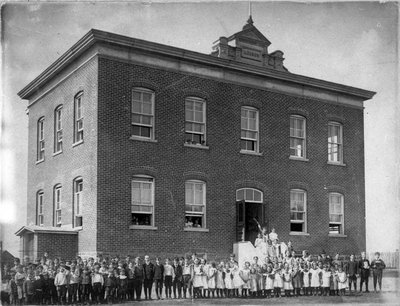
96,57 -> 366,259
26,57 -> 98,255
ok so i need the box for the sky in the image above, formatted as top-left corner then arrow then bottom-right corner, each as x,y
1,1 -> 399,256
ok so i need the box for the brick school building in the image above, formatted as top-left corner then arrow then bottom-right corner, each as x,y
16,17 -> 375,261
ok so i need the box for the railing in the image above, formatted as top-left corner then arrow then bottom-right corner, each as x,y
367,251 -> 399,269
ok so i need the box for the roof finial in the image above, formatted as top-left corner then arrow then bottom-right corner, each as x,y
247,1 -> 254,24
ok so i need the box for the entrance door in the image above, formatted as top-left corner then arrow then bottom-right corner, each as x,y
245,203 -> 263,243
236,188 -> 264,243
236,200 -> 245,241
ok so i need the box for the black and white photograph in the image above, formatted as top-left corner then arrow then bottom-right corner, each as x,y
0,0 -> 399,305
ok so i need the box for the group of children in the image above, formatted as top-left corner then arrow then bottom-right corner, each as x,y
1,246 -> 387,305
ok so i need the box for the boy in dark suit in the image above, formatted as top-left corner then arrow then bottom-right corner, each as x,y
358,251 -> 370,292
370,252 -> 386,293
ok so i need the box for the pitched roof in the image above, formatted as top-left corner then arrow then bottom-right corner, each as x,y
15,225 -> 79,236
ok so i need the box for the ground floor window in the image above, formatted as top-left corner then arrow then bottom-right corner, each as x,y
131,176 -> 154,226
185,180 -> 206,228
329,192 -> 344,234
290,189 -> 307,232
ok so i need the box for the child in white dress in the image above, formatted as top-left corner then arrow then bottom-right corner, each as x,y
232,263 -> 243,297
224,262 -> 233,297
321,265 -> 332,296
337,266 -> 348,296
207,262 -> 217,298
310,262 -> 322,296
239,262 -> 250,297
192,259 -> 203,298
302,265 -> 311,296
282,265 -> 293,297
264,265 -> 274,298
200,258 -> 209,298
273,264 -> 283,298
216,262 -> 225,298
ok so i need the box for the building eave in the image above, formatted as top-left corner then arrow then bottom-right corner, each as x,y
17,29 -> 376,101
15,225 -> 79,236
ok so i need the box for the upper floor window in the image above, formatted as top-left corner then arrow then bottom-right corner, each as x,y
73,178 -> 83,227
185,97 -> 206,145
241,106 -> 259,152
328,122 -> 343,163
329,193 -> 344,234
36,191 -> 44,226
290,115 -> 306,158
290,189 -> 307,233
37,118 -> 45,161
131,176 -> 154,226
54,106 -> 63,153
54,185 -> 62,227
131,88 -> 154,139
185,180 -> 206,228
74,92 -> 83,144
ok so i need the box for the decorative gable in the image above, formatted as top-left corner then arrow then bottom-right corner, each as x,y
211,16 -> 287,72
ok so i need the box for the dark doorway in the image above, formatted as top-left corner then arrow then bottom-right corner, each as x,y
236,201 -> 264,243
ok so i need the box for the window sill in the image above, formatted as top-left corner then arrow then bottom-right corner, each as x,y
240,150 -> 263,156
53,151 -> 63,157
72,140 -> 84,147
289,156 -> 309,162
184,143 -> 209,150
73,226 -> 83,231
36,159 -> 45,165
289,232 -> 310,236
328,233 -> 347,238
327,161 -> 346,167
129,225 -> 158,230
129,136 -> 158,143
184,227 -> 209,232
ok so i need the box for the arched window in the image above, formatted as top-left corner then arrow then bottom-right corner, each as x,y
131,175 -> 154,226
131,88 -> 155,139
74,92 -> 83,144
241,106 -> 259,153
73,177 -> 83,227
328,122 -> 343,163
290,189 -> 307,233
290,115 -> 306,158
53,185 -> 62,227
236,188 -> 263,203
185,97 -> 206,145
37,117 -> 45,161
54,105 -> 63,153
329,193 -> 344,234
36,190 -> 44,226
185,180 -> 206,228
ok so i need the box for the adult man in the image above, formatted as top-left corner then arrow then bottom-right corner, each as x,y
142,255 -> 155,300
358,251 -> 370,292
345,254 -> 359,293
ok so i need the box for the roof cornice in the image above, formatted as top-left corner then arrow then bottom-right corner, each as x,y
18,29 -> 376,101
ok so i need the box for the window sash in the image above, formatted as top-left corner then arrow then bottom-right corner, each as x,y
290,190 -> 306,226
131,179 -> 154,209
37,119 -> 45,160
185,181 -> 206,226
36,192 -> 44,225
131,89 -> 154,138
74,94 -> 83,142
74,181 -> 83,216
241,107 -> 259,152
329,193 -> 344,233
